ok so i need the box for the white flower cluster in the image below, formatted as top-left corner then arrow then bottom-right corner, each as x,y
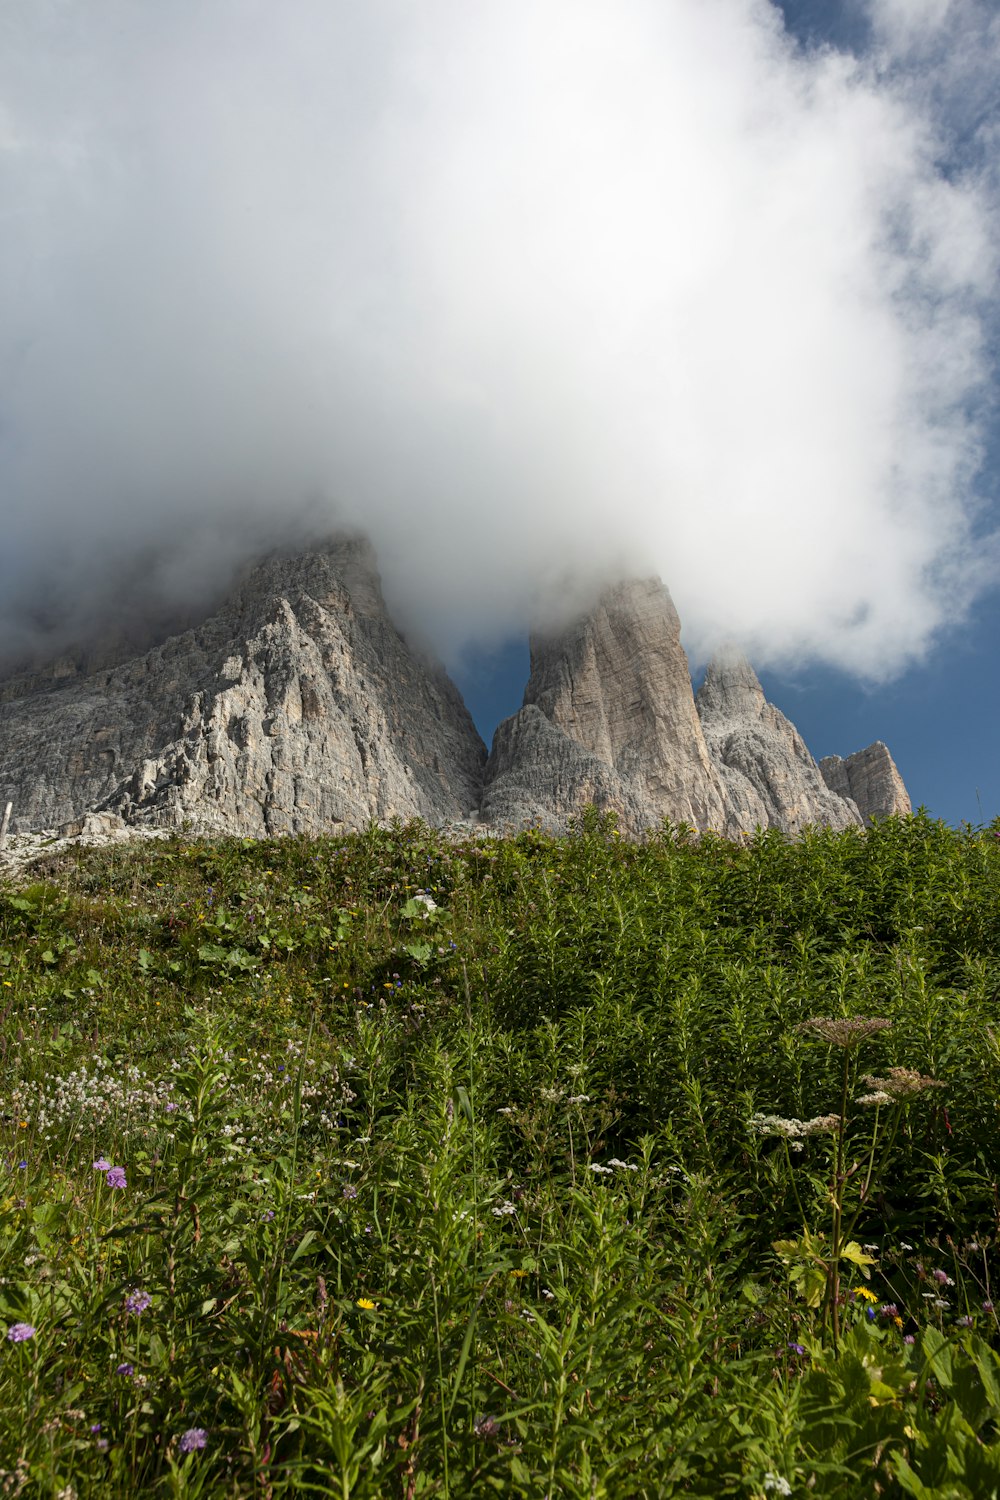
750,1113 -> 841,1139
3,1058 -> 174,1142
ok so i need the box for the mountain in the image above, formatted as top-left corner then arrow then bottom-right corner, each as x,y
482,578 -> 909,836
0,544 -> 909,840
0,539 -> 486,836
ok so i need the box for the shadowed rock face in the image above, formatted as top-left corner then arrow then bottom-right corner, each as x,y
695,650 -> 863,835
482,579 -> 731,833
819,743 -> 911,823
0,539 -> 487,835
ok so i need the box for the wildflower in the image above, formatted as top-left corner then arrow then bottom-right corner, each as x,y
567,1095 -> 591,1105
984,1300 -> 995,1313
6,1323 -> 35,1342
588,1163 -> 614,1175
856,1091 -> 893,1107
356,1298 -> 376,1311
105,1166 -> 127,1189
608,1158 -> 639,1171
798,1016 -> 892,1048
932,1269 -> 955,1286
879,1303 -> 900,1319
904,1334 -> 915,1344
342,1184 -> 358,1200
764,1475 -> 792,1497
860,1068 -> 944,1101
92,1158 -> 112,1172
178,1428 -> 208,1453
751,1113 -> 841,1139
854,1288 -> 879,1304
787,1342 -> 806,1356
123,1289 -> 152,1315
957,1315 -> 974,1327
473,1415 -> 499,1439
492,1201 -> 517,1216
115,1362 -> 134,1376
17,1161 -> 26,1170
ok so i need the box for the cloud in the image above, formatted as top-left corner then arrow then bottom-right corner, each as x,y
0,0 -> 997,678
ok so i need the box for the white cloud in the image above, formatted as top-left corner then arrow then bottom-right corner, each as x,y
0,0 -> 996,679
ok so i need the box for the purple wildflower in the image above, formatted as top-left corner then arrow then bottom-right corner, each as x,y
17,1161 -> 26,1170
787,1342 -> 806,1356
124,1289 -> 152,1315
343,1184 -> 358,1200
105,1166 -> 127,1189
904,1334 -> 916,1345
165,1102 -> 178,1114
932,1269 -> 954,1286
957,1315 -> 974,1327
984,1300 -> 995,1313
178,1428 -> 208,1453
93,1158 -> 112,1172
116,1362 -> 134,1376
879,1303 -> 900,1318
866,1307 -> 877,1321
6,1323 -> 35,1342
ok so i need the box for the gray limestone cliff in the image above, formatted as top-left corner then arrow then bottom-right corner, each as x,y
482,584 -> 895,836
0,539 -> 486,835
481,579 -> 731,833
819,743 -> 911,823
695,650 -> 863,834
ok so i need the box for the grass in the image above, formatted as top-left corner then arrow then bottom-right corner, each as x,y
2,810 -> 1000,1494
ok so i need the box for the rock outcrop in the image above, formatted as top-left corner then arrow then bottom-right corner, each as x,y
481,579 -> 731,833
819,743 -> 911,823
695,650 -> 862,834
0,542 -> 909,841
0,539 -> 487,835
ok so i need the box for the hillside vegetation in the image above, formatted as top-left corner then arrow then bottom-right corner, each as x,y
2,812 -> 1000,1496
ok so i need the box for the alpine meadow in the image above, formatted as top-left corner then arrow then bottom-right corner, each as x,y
3,811 -> 1000,1495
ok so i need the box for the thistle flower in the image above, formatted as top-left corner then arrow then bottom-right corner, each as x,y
860,1067 -> 944,1101
105,1166 -> 127,1189
178,1428 -> 207,1453
798,1016 -> 892,1048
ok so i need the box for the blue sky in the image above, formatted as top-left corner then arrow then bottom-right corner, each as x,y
453,0 -> 1000,829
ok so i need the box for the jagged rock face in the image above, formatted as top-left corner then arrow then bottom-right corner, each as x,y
819,743 -> 911,823
0,540 -> 486,835
695,651 -> 863,834
482,579 -> 732,833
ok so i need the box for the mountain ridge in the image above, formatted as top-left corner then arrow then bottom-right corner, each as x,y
0,539 -> 910,839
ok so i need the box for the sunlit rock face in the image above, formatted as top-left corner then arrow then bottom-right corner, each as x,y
695,649 -> 863,835
482,579 -> 732,834
0,538 -> 487,835
483,593 -> 886,838
819,743 -> 911,824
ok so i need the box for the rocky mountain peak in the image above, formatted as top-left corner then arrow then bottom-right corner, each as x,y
695,648 -> 768,720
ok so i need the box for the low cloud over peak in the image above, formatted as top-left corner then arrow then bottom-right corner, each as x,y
1,0 -> 997,678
